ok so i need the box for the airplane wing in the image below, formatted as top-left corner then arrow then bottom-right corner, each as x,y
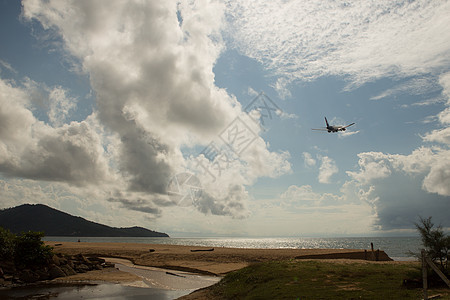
311,128 -> 329,131
341,122 -> 355,129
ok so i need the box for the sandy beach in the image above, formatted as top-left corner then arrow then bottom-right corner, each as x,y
37,242 -> 416,299
46,241 -> 392,276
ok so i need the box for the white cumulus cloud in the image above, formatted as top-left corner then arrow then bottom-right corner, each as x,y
318,155 -> 338,184
0,0 -> 293,220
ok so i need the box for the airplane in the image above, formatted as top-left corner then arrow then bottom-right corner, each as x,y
312,117 -> 355,133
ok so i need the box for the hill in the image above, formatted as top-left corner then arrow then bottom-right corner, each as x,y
0,204 -> 169,237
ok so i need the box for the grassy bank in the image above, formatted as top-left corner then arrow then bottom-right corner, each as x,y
204,260 -> 450,299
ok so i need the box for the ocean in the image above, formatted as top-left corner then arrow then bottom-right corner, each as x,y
43,236 -> 422,261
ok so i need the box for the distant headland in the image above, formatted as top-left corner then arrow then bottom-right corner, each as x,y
0,204 -> 169,237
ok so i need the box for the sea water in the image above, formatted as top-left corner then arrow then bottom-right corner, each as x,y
44,236 -> 422,261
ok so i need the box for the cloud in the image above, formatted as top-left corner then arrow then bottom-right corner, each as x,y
224,1 -> 450,233
0,81 -> 111,186
318,155 -> 338,184
47,86 -> 78,127
226,1 -> 450,88
19,0 -> 229,209
186,123 -> 292,214
107,197 -> 162,215
280,185 -> 341,207
370,76 -> 442,101
436,73 -> 450,124
252,184 -> 377,235
0,178 -> 171,229
440,72 -> 450,101
411,96 -> 447,107
0,60 -> 17,75
276,109 -> 298,120
0,79 -> 35,145
14,77 -> 80,126
338,130 -> 360,138
345,72 -> 450,232
423,127 -> 450,145
422,156 -> 450,197
194,184 -> 249,219
271,77 -> 291,99
346,147 -> 450,229
302,152 -> 316,167
346,152 -> 392,184
247,87 -> 259,97
0,78 -> 119,217
302,153 -> 340,184
1,0 -> 292,220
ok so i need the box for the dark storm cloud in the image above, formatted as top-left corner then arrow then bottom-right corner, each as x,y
119,129 -> 172,194
370,173 -> 450,230
108,197 -> 162,215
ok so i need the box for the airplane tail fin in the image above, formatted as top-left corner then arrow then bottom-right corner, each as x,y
325,117 -> 329,127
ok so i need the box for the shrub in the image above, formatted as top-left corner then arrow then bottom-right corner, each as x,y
0,227 -> 15,260
14,231 -> 53,267
0,227 -> 54,268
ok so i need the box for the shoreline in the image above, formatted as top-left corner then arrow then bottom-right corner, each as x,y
46,241 -> 393,277
1,242 -> 418,299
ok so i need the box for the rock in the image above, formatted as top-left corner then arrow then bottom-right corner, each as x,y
87,257 -> 105,264
4,275 -> 13,281
54,253 -> 68,266
102,262 -> 115,268
0,261 -> 16,274
19,269 -> 39,283
75,264 -> 90,273
49,265 -> 66,279
59,257 -> 68,265
52,255 -> 61,266
65,256 -> 75,267
35,269 -> 50,281
60,265 -> 77,276
75,254 -> 92,266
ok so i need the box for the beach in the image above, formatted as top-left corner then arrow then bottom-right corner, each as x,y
41,242 -> 426,299
46,241 -> 392,277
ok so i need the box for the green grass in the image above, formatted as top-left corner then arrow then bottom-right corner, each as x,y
209,260 -> 450,299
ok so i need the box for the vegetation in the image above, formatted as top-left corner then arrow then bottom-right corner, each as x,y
209,260 -> 450,299
415,216 -> 450,273
0,227 -> 53,267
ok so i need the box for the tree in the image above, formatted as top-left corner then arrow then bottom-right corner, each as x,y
415,216 -> 449,273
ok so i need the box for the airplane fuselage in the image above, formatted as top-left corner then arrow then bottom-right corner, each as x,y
327,126 -> 347,132
312,117 -> 355,133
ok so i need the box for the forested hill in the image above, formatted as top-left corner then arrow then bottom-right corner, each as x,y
0,204 -> 169,237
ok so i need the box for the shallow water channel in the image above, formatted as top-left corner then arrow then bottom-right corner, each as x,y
0,283 -> 190,299
0,258 -> 221,299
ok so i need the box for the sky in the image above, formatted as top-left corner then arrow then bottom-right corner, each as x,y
0,0 -> 449,237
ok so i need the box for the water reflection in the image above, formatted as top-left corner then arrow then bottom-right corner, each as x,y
43,236 -> 421,259
0,283 -> 190,299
